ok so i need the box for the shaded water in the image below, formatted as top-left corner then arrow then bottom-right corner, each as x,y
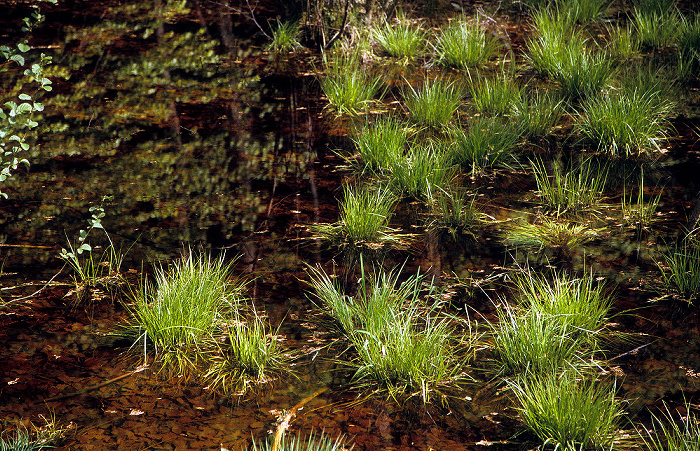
2,1 -> 700,450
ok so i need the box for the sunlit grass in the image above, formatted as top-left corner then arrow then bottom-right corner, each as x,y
267,20 -> 301,53
557,0 -> 609,23
404,78 -> 463,129
389,140 -> 455,200
531,157 -> 608,216
512,91 -> 564,138
633,7 -> 681,49
250,431 -> 352,451
319,52 -> 383,116
621,172 -> 662,231
0,419 -> 65,451
313,184 -> 398,248
469,73 -> 522,116
448,117 -> 522,174
607,23 -> 640,60
307,264 -> 470,404
205,313 -> 285,396
433,18 -> 500,69
526,7 -> 577,76
504,217 -> 598,251
127,252 -> 245,377
660,243 -> 700,303
639,402 -> 700,451
351,115 -> 410,174
372,13 -> 427,61
510,371 -> 624,450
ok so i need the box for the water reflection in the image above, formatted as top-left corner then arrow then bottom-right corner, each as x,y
1,0 -> 323,272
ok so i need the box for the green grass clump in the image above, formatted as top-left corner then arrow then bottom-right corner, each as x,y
493,307 -> 585,377
513,91 -> 563,138
372,14 -> 427,61
319,52 -> 383,116
607,23 -> 640,60
389,141 -> 454,200
527,11 -> 613,100
633,7 -> 681,49
351,116 -> 410,174
433,19 -> 500,69
267,20 -> 301,53
516,271 -> 613,346
504,218 -> 598,251
404,79 -> 463,129
576,84 -> 674,156
469,73 -> 522,116
0,421 -> 65,451
427,188 -> 481,238
557,0 -> 609,23
511,371 -> 624,450
640,402 -> 700,451
448,117 -> 522,174
314,184 -> 397,247
531,157 -> 608,216
660,243 -> 700,303
621,173 -> 662,231
128,252 -> 244,376
307,264 -> 469,404
677,13 -> 700,80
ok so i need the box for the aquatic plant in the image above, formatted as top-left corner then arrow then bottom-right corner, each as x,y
351,115 -> 410,174
427,188 -> 481,239
510,371 -> 624,450
621,173 -> 662,231
307,264 -> 470,404
469,73 -> 522,116
205,313 -> 285,395
404,78 -> 463,130
433,18 -> 500,69
319,52 -> 383,116
58,196 -> 126,303
372,13 -> 427,61
660,243 -> 700,303
516,270 -> 613,346
639,402 -> 700,451
0,418 -> 65,451
557,0 -> 610,24
249,431 -> 352,451
313,184 -> 398,248
527,11 -> 613,101
632,7 -> 681,49
677,13 -> 700,80
576,82 -> 674,157
512,91 -> 564,138
448,117 -> 522,174
389,140 -> 454,200
267,20 -> 301,53
127,252 -> 245,377
504,218 -> 598,251
531,157 -> 608,216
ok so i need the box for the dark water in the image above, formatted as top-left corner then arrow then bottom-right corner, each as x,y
1,0 -> 333,280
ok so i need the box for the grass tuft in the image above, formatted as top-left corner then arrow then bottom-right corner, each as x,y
250,431 -> 352,451
511,371 -> 624,450
504,217 -> 598,251
307,263 -> 470,404
267,20 -> 301,53
372,13 -> 427,61
660,243 -> 700,303
351,115 -> 410,175
531,157 -> 608,216
389,140 -> 455,200
469,73 -> 522,116
512,91 -> 564,138
404,78 -> 463,129
448,117 -> 522,174
433,18 -> 500,69
319,52 -> 384,116
640,402 -> 700,451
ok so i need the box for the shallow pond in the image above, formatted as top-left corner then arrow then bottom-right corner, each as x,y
1,1 -> 700,450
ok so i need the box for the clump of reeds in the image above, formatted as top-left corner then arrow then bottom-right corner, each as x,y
372,12 -> 427,61
404,78 -> 463,130
448,117 -> 522,174
319,52 -> 384,116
